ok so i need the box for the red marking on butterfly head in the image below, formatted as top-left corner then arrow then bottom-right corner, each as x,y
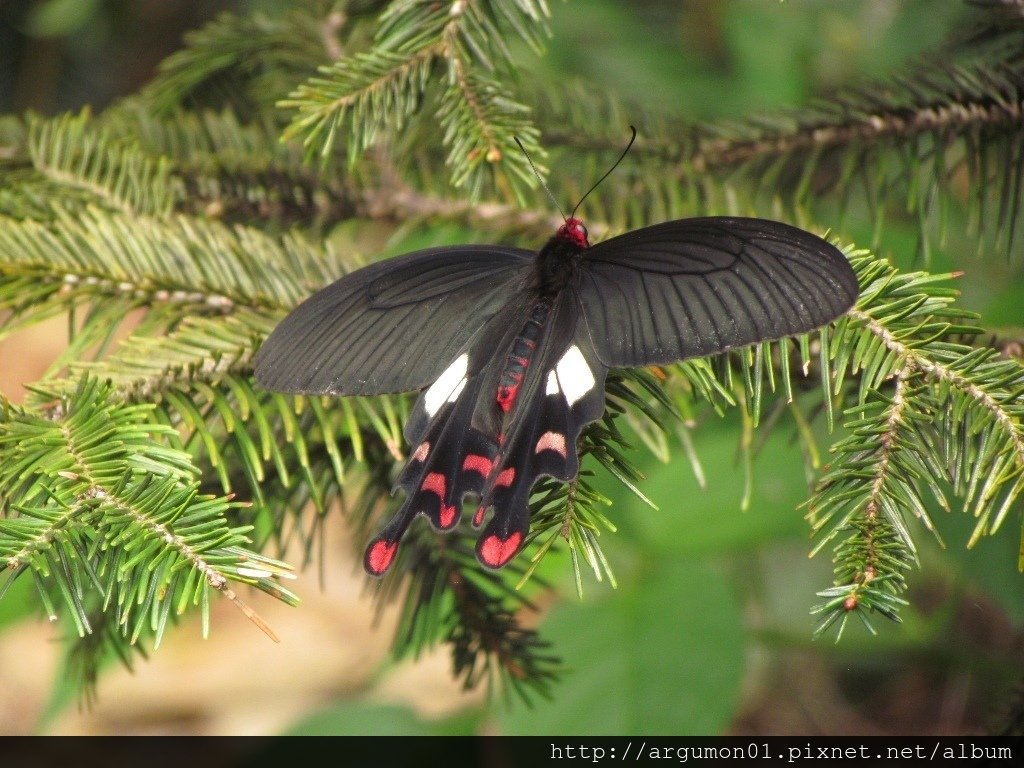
478,532 -> 523,568
556,217 -> 589,249
366,539 -> 399,575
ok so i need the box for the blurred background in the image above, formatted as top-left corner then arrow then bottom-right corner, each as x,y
0,0 -> 1022,736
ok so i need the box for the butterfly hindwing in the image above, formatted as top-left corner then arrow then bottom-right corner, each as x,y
363,371 -> 501,576
576,217 -> 858,367
474,333 -> 607,568
363,296 -> 528,575
364,292 -> 608,574
254,245 -> 533,396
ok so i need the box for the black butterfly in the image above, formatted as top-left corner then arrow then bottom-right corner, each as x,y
254,212 -> 858,575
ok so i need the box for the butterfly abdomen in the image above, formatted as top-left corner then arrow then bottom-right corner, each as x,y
496,302 -> 550,413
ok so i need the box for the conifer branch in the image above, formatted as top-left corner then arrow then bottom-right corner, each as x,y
363,504 -> 560,698
282,0 -> 550,198
850,306 -> 1024,477
686,64 -> 1023,174
807,253 -> 1024,633
810,368 -> 917,639
72,312 -> 271,401
0,379 -> 297,648
141,5 -> 348,116
0,207 -> 342,340
28,112 -> 179,218
689,58 -> 1024,252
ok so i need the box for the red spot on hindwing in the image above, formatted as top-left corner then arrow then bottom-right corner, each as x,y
495,467 -> 515,487
366,539 -> 398,575
462,454 -> 493,476
479,533 -> 523,568
421,472 -> 456,528
439,503 -> 457,529
473,506 -> 486,526
421,472 -> 446,497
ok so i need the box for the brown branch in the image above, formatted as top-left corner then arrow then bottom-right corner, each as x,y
689,82 -> 1023,173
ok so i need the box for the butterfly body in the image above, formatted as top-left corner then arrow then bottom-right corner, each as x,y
495,300 -> 550,413
254,216 -> 858,575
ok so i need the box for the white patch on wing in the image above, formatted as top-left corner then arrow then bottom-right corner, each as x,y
424,353 -> 468,416
449,377 -> 467,402
555,345 -> 595,406
546,370 -> 560,395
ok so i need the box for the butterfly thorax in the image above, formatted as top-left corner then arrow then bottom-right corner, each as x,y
535,218 -> 589,296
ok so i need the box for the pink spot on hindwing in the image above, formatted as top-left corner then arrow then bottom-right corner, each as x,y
412,442 -> 430,462
479,533 -> 523,568
439,503 -> 457,529
473,506 -> 486,526
535,431 -> 567,457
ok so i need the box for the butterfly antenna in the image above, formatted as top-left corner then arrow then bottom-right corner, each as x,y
570,125 -> 637,219
514,135 -> 567,221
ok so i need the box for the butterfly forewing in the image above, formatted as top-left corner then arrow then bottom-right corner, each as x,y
575,217 -> 858,368
254,245 -> 533,396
